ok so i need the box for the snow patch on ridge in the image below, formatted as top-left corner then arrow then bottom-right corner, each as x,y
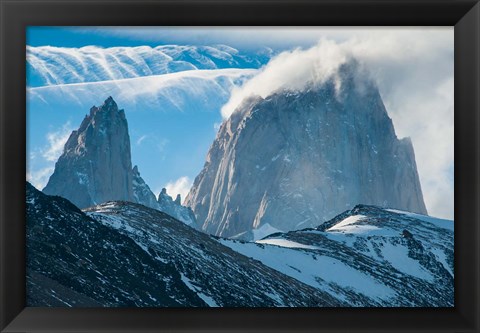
221,239 -> 395,301
256,238 -> 319,250
386,209 -> 454,231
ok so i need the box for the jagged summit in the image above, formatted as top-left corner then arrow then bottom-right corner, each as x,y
131,165 -> 158,210
157,188 -> 196,226
186,63 -> 427,239
43,97 -> 197,225
43,96 -> 134,208
174,194 -> 182,205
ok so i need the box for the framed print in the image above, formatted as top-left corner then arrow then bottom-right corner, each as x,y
1,0 -> 479,332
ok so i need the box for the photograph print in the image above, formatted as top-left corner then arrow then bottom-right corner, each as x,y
26,26 -> 454,307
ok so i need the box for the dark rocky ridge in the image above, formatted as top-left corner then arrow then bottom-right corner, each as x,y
27,182 -> 204,307
27,182 -> 342,307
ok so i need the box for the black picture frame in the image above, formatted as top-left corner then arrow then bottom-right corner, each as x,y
1,0 -> 479,332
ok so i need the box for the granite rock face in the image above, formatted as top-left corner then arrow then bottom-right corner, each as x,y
185,62 -> 427,238
43,97 -> 196,226
132,165 -> 159,210
157,188 -> 197,226
43,97 -> 135,208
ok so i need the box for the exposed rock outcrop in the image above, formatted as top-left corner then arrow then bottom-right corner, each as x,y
157,188 -> 196,226
42,97 -> 194,227
185,61 -> 427,238
132,165 -> 159,210
43,97 -> 135,208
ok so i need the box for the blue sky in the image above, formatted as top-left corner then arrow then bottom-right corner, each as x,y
26,27 -> 454,219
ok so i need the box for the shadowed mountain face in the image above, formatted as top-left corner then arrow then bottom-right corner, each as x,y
27,182 -> 342,307
26,182 -> 204,307
185,62 -> 427,239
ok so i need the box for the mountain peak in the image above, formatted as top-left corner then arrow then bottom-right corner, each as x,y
159,188 -> 169,199
186,70 -> 427,238
157,188 -> 197,226
175,194 -> 182,205
43,97 -> 154,210
105,95 -> 116,105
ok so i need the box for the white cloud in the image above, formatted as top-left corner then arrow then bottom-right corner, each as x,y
27,121 -> 73,191
42,122 -> 73,162
221,39 -> 349,118
88,26 -> 451,52
156,138 -> 170,155
220,29 -> 454,219
136,134 -> 148,146
26,166 -> 54,190
164,176 -> 193,204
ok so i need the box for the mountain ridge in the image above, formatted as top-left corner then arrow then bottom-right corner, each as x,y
27,180 -> 453,307
27,181 -> 344,307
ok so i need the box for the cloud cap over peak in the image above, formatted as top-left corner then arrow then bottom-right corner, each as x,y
221,39 -> 357,119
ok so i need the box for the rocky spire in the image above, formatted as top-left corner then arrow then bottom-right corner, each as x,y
43,96 -> 134,208
132,165 -> 158,210
157,188 -> 197,226
43,96 -> 162,212
175,194 -> 182,205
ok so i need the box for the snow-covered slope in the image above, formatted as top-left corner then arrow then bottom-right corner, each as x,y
27,45 -> 268,87
156,188 -> 196,226
27,180 -> 453,307
220,205 -> 454,306
84,201 -> 342,307
29,181 -> 341,307
26,182 -> 205,307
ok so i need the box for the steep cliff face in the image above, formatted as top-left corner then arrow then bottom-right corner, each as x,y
185,62 -> 427,238
43,97 -> 197,225
43,97 -> 134,208
157,188 -> 197,226
132,165 -> 159,210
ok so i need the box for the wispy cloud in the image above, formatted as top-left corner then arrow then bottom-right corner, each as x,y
221,38 -> 349,118
26,166 -> 54,190
42,122 -> 73,162
213,122 -> 222,131
27,121 -> 73,191
27,27 -> 453,219
80,26 -> 452,52
157,138 -> 169,153
136,134 -> 148,146
163,176 -> 193,204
